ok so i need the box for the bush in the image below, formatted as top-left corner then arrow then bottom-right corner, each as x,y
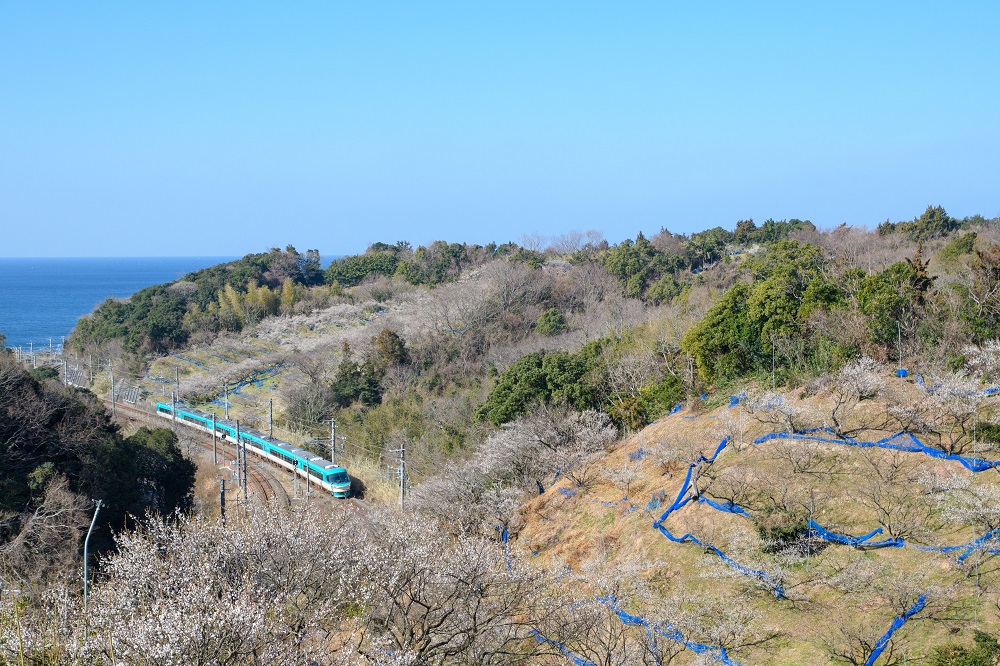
535,308 -> 568,336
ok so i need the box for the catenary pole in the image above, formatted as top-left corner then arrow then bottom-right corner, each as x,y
331,418 -> 337,465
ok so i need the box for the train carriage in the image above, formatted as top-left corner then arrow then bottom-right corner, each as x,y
155,401 -> 351,498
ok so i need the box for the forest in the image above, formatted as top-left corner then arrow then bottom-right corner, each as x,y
6,206 -> 1000,664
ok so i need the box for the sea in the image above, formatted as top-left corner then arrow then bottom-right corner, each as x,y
0,257 -> 235,351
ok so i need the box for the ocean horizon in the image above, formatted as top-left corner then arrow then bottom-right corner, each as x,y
0,256 -> 236,350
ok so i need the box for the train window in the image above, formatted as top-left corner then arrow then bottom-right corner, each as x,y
328,470 -> 349,484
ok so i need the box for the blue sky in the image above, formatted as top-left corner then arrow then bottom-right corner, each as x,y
1,2 -> 997,257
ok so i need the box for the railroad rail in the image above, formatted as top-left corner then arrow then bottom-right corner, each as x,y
101,398 -> 291,506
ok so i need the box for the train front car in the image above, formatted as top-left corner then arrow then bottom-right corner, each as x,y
324,465 -> 352,498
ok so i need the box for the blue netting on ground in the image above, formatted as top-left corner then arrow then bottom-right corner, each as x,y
668,403 -> 682,416
809,520 -> 1000,561
558,487 -> 578,497
728,392 -> 747,408
865,595 -> 926,666
586,496 -> 629,508
915,373 -> 1000,397
808,521 -> 904,549
496,526 -> 513,573
754,428 -> 1000,472
228,364 -> 286,395
144,368 -> 174,384
651,437 -> 786,598
629,448 -> 648,462
171,353 -> 208,369
646,495 -> 661,512
913,529 -> 1000,563
598,596 -> 743,666
530,630 -> 594,665
698,497 -> 752,518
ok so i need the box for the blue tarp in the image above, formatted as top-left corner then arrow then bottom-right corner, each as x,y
171,353 -> 208,370
530,630 -> 594,666
699,496 -> 753,518
865,595 -> 926,666
755,428 -> 1000,472
651,437 -> 786,598
808,521 -> 904,549
629,448 -> 648,462
598,596 -> 743,666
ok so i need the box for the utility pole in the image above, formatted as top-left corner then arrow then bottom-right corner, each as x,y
738,396 -> 744,450
236,420 -> 246,499
212,413 -> 218,465
396,442 -> 407,510
223,384 -> 229,419
331,418 -> 337,465
269,398 -> 273,439
220,479 -> 226,522
89,353 -> 94,384
63,358 -> 68,386
171,391 -> 177,426
110,365 -> 116,417
771,338 -> 776,389
83,499 -> 104,644
897,320 -> 903,383
175,366 -> 179,389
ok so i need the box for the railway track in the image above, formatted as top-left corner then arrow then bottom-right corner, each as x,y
101,398 -> 291,506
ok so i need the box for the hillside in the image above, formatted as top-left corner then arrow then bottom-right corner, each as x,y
512,373 -> 1000,664
7,208 -> 1000,663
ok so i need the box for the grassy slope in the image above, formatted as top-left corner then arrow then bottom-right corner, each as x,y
515,379 -> 999,664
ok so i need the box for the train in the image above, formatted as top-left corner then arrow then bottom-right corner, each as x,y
154,401 -> 352,498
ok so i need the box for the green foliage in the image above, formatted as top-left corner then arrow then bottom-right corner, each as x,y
28,366 -> 59,382
638,375 -> 683,418
331,361 -> 383,408
930,630 -> 1000,666
757,516 -> 809,553
372,328 -> 409,367
125,427 -> 197,515
603,232 -> 687,300
735,218 -> 815,245
956,243 -> 1000,342
0,359 -> 196,558
535,308 -> 568,336
682,283 -> 761,382
476,341 -> 604,426
687,226 -> 734,267
26,462 -> 55,492
646,274 -> 689,305
682,241 -> 843,383
881,205 -> 959,240
858,254 -> 934,346
938,232 -> 978,266
71,247 -> 323,354
396,241 -> 471,285
325,252 -> 400,286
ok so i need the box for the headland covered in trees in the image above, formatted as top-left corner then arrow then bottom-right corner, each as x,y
6,206 -> 1000,664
